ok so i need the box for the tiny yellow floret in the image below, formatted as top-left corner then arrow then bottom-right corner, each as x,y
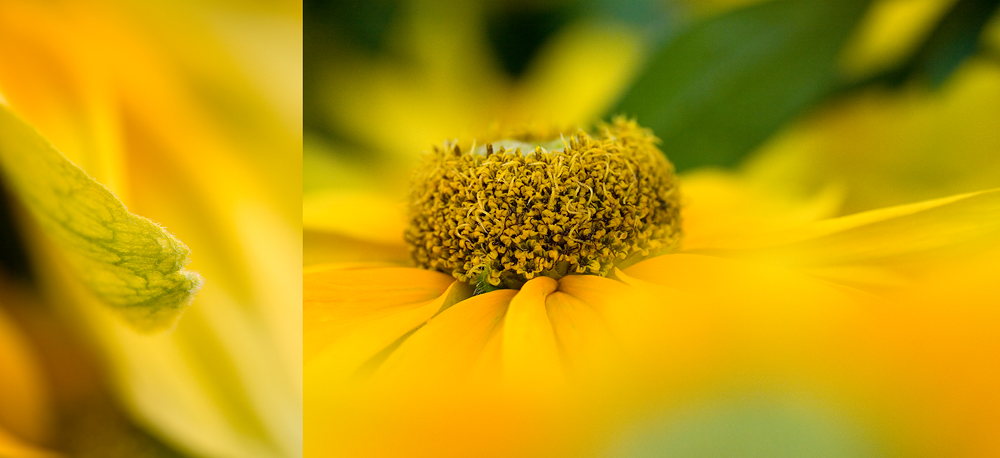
405,118 -> 682,289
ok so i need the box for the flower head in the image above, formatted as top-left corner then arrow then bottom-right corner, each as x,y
406,118 -> 681,289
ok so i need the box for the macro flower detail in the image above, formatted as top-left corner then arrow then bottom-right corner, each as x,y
405,118 -> 682,290
306,121 -> 1000,457
306,0 -> 1000,455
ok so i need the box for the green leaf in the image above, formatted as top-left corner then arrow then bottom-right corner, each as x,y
0,104 -> 202,332
609,0 -> 872,171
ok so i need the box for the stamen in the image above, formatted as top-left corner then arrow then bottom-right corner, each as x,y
405,118 -> 682,289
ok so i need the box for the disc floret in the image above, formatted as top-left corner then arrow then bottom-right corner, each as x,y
405,118 -> 682,289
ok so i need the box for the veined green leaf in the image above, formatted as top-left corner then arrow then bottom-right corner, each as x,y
609,0 -> 872,171
0,104 -> 202,332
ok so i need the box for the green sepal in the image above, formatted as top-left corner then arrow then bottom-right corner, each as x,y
0,104 -> 202,332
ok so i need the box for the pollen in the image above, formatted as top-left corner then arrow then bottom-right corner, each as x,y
405,118 -> 682,290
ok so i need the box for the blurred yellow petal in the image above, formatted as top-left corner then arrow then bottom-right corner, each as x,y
303,190 -> 407,245
0,1 -> 127,190
839,0 -> 955,78
513,20 -> 644,127
747,61 -> 1000,213
680,168 -> 843,250
623,253 -> 867,343
302,140 -> 411,265
319,0 -> 504,162
0,292 -> 51,447
303,229 -> 411,266
95,142 -> 302,458
24,237 -> 296,458
0,427 -> 59,458
698,188 -> 1000,289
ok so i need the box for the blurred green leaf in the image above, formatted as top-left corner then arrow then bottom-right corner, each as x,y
304,0 -> 401,55
607,395 -> 881,458
609,0 -> 872,171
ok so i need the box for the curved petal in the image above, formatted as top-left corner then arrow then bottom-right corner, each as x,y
691,188 -> 1000,288
304,266 -> 455,380
551,274 -> 673,373
373,289 -> 518,385
544,286 -> 621,377
503,277 -> 563,388
745,61 -> 1000,215
305,278 -> 561,458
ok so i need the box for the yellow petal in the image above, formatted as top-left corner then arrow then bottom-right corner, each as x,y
373,289 -> 517,385
680,169 -> 842,251
31,245 -> 298,458
838,0 -> 953,78
0,104 -> 201,331
304,266 -> 455,383
621,253 -> 872,368
320,0 -> 505,162
544,286 -> 622,377
616,250 -> 1000,454
693,188 -> 1000,288
502,276 -> 563,387
302,190 -> 408,245
303,229 -> 410,266
745,60 -> 1000,214
513,21 -> 644,127
549,275 -> 665,371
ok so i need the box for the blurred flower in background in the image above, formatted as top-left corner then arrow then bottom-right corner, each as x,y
302,0 -> 674,266
0,0 -> 301,457
305,0 -> 1000,456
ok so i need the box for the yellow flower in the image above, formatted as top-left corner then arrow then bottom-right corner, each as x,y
306,2 -> 1000,456
0,1 -> 300,456
304,118 -> 1000,456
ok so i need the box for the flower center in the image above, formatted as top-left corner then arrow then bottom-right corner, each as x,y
405,118 -> 682,290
